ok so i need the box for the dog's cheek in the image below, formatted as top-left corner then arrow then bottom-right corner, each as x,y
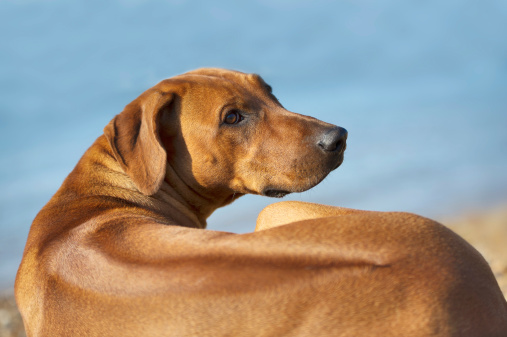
188,149 -> 236,193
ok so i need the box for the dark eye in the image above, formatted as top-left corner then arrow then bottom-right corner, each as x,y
224,110 -> 244,125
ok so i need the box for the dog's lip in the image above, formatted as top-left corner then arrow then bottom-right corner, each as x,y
261,153 -> 345,198
332,154 -> 345,171
262,189 -> 292,198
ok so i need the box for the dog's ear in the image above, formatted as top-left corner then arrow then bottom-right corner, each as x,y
104,90 -> 173,196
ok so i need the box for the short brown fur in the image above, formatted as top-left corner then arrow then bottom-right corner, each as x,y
16,68 -> 507,336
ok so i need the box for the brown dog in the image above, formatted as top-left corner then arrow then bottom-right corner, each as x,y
16,68 -> 507,336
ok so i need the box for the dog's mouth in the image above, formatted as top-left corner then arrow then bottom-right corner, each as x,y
261,153 -> 345,199
332,153 -> 345,170
262,189 -> 292,198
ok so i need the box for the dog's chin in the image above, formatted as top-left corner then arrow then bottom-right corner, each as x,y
261,176 -> 325,198
261,156 -> 345,198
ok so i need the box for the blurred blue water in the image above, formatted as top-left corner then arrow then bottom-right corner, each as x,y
1,0 -> 506,289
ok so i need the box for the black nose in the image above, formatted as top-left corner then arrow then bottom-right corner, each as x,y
318,126 -> 347,152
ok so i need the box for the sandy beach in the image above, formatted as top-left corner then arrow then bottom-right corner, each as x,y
444,204 -> 507,297
1,205 -> 506,336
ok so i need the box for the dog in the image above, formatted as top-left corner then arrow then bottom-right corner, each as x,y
16,68 -> 507,336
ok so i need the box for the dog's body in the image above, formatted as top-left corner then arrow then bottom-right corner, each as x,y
16,69 -> 507,336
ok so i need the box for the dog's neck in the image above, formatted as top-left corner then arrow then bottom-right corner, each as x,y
152,182 -> 207,229
157,164 -> 243,229
153,178 -> 212,229
66,136 -> 232,230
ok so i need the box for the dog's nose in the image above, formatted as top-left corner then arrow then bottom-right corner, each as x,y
318,126 -> 347,153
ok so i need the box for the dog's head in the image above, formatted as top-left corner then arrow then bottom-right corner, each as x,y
104,68 -> 346,205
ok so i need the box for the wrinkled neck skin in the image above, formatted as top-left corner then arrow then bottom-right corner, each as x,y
155,163 -> 243,229
62,137 -> 242,231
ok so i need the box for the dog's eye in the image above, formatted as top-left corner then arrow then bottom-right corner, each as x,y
224,110 -> 244,125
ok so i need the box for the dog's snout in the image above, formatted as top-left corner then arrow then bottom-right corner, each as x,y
318,127 -> 347,153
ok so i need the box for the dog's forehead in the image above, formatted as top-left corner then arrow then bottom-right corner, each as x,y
178,68 -> 269,91
153,69 -> 275,110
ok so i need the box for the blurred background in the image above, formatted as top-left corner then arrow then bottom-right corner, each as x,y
1,0 -> 506,290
